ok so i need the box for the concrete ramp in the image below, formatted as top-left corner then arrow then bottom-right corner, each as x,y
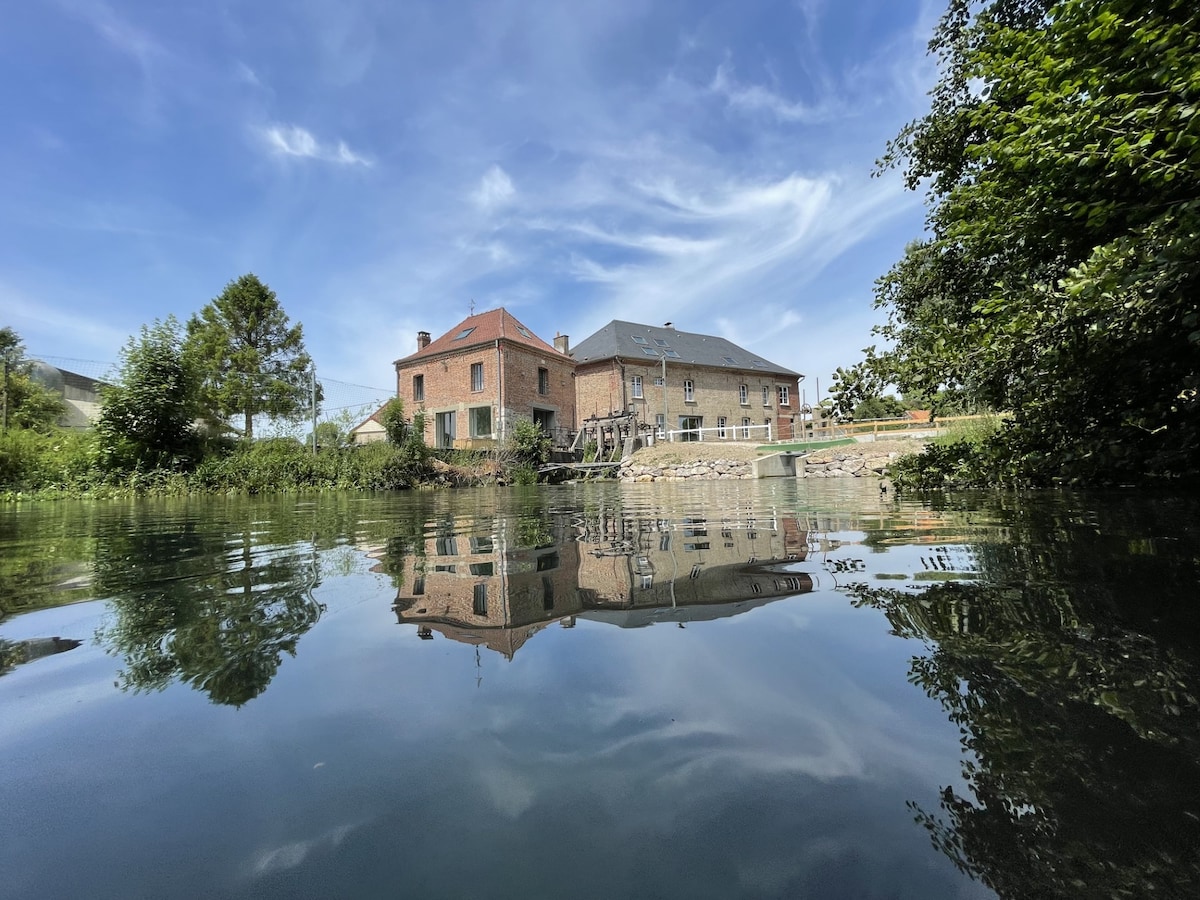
752,451 -> 804,478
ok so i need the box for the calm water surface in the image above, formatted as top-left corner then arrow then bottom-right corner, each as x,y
1,480 -> 1198,899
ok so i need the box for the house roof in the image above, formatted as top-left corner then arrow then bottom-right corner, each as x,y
394,307 -> 564,366
570,320 -> 801,379
349,404 -> 388,434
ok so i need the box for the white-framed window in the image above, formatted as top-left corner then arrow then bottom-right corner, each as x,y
470,362 -> 483,392
683,379 -> 694,402
762,386 -> 771,407
631,374 -> 643,398
741,417 -> 751,439
778,385 -> 790,406
739,384 -> 749,405
717,416 -> 727,439
655,413 -> 665,435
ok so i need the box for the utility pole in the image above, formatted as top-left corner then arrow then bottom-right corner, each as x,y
1,359 -> 8,434
310,365 -> 317,455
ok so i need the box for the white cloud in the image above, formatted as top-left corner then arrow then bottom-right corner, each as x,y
472,165 -> 517,212
710,63 -> 838,124
262,124 -> 371,166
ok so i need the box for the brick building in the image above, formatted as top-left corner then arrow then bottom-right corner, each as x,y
391,505 -> 812,658
393,308 -> 576,449
570,320 -> 803,442
390,519 -> 584,658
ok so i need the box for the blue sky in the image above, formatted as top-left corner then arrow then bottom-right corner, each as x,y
1,0 -> 939,402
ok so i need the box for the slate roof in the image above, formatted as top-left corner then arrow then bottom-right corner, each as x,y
570,320 -> 801,378
394,308 -> 563,365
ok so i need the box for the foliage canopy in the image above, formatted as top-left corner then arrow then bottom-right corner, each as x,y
0,326 -> 65,432
186,274 -> 315,441
869,0 -> 1200,484
97,316 -> 203,470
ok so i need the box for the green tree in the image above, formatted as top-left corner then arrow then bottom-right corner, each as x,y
186,274 -> 315,442
0,326 -> 64,433
853,395 -> 907,421
828,361 -> 906,421
380,397 -> 408,444
872,0 -> 1200,484
310,420 -> 346,451
97,316 -> 202,470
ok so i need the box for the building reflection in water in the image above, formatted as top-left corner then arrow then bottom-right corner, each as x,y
389,506 -> 813,658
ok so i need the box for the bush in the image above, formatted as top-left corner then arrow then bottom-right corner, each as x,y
0,428 -> 104,495
506,417 -> 551,465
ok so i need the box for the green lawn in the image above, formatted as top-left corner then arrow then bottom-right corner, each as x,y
756,438 -> 856,454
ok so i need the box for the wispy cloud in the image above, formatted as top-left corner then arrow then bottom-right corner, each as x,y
11,0 -> 939,391
710,63 -> 838,124
472,165 -> 517,212
59,0 -> 166,70
262,124 -> 372,166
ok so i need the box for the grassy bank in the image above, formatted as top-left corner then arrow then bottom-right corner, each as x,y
0,430 -> 437,500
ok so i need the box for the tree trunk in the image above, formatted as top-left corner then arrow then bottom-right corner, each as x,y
244,409 -> 254,442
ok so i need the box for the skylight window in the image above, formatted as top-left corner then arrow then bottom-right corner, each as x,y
516,325 -> 532,338
631,336 -> 649,344
641,347 -> 660,356
723,356 -> 736,365
453,327 -> 476,341
664,349 -> 681,358
653,339 -> 669,347
751,360 -> 767,368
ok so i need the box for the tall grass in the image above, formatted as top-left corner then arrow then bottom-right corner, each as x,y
2,431 -> 434,499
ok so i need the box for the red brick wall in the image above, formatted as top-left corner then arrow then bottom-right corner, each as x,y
396,341 -> 577,443
498,344 -> 576,434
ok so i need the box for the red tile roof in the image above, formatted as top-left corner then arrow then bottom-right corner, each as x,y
394,307 -> 563,365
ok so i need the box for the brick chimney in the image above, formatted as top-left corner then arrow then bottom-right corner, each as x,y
554,332 -> 569,355
417,331 -> 431,351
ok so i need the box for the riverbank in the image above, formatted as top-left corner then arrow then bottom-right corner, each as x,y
618,439 -> 926,482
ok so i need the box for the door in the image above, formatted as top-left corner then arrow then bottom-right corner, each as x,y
679,416 -> 702,442
436,411 -> 456,449
532,409 -> 555,443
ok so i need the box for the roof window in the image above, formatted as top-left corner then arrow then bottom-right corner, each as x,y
664,349 -> 681,358
631,335 -> 649,344
641,347 -> 660,356
453,327 -> 476,341
653,339 -> 669,347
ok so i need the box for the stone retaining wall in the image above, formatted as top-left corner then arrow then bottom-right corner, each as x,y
619,443 -> 918,482
619,458 -> 754,482
798,447 -> 903,479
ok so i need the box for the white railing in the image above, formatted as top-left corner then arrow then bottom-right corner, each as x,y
658,423 -> 772,443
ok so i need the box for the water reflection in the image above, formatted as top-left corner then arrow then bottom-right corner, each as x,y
385,504 -> 813,657
90,508 -> 325,706
847,490 -> 1200,899
0,635 -> 82,673
2,484 -> 1199,898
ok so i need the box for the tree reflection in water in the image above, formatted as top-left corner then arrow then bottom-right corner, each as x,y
94,516 -> 324,707
847,493 -> 1200,899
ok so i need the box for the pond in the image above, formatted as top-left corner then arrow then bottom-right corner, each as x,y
1,480 -> 1198,899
